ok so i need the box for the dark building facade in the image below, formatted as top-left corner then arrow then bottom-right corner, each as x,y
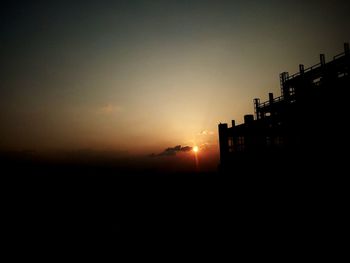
218,43 -> 350,173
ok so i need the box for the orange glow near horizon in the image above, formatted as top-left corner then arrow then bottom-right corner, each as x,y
193,146 -> 199,153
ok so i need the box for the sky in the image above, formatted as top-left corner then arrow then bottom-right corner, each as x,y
0,0 -> 349,164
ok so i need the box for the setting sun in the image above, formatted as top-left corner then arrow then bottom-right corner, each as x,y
193,146 -> 199,153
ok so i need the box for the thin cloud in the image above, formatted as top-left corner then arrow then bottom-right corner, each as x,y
99,104 -> 122,114
198,130 -> 215,136
199,143 -> 211,150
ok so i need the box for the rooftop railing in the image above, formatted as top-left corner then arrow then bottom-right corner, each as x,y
258,95 -> 284,108
286,51 -> 346,81
257,47 -> 348,110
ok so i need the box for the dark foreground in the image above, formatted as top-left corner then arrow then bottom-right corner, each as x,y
1,156 -> 347,251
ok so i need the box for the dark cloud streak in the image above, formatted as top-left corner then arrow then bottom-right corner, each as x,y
150,145 -> 192,157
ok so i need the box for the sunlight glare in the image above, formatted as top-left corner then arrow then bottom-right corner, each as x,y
193,146 -> 199,153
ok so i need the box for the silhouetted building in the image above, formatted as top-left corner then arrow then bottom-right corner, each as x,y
219,43 -> 350,173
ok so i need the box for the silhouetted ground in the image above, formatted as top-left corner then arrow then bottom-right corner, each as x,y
1,153 -> 347,249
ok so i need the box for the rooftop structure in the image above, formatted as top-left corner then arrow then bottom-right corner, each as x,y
218,43 -> 350,173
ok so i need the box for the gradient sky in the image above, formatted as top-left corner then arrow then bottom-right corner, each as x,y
1,0 -> 349,155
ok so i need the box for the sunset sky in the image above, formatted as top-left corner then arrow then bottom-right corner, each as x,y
1,0 -> 349,160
